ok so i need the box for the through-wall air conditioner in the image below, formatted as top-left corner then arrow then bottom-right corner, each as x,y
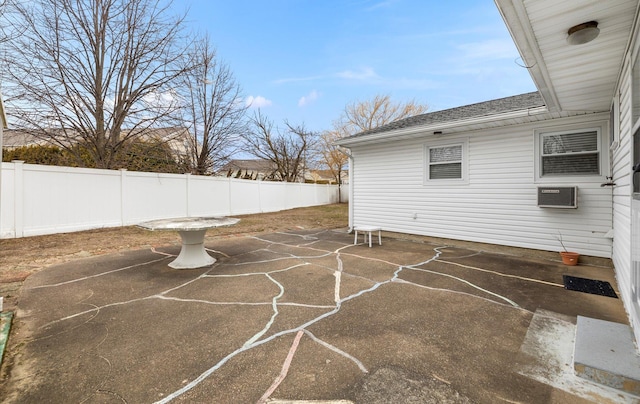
537,186 -> 578,208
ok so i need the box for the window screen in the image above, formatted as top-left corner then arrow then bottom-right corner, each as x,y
541,131 -> 599,176
428,144 -> 462,179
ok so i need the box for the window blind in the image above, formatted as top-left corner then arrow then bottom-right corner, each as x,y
429,145 -> 462,180
541,131 -> 599,176
430,163 -> 462,179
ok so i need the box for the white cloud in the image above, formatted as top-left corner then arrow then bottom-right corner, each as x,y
336,67 -> 379,81
245,95 -> 273,108
298,90 -> 320,107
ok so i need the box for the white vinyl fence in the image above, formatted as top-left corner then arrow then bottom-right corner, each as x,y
1,161 -> 347,238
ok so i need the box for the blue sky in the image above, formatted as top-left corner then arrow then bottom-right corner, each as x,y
175,0 -> 537,132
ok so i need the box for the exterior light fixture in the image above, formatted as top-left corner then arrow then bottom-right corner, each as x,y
567,21 -> 599,45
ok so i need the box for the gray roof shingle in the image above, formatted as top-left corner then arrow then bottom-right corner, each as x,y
350,91 -> 544,138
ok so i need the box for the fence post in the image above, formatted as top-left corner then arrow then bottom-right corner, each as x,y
120,169 -> 127,226
257,179 -> 263,213
185,173 -> 191,217
13,160 -> 24,238
228,177 -> 233,216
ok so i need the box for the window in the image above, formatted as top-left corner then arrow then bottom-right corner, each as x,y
429,145 -> 462,179
539,128 -> 601,177
425,140 -> 467,182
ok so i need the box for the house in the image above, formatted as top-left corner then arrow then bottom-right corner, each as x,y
127,127 -> 192,158
221,159 -> 338,182
220,159 -> 278,180
3,128 -> 66,149
3,126 -> 192,160
304,169 -> 348,184
338,0 -> 640,351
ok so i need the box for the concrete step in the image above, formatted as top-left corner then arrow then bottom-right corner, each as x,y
574,316 -> 640,396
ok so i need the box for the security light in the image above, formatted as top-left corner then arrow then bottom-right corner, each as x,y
567,21 -> 599,45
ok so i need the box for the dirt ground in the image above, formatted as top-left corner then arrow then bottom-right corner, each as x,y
0,204 -> 348,311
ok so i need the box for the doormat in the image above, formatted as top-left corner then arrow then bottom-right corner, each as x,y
563,275 -> 618,298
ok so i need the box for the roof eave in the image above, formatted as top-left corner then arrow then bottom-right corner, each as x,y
493,0 -> 561,112
337,106 -> 549,147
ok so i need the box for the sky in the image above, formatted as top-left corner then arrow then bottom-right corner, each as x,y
173,0 -> 537,132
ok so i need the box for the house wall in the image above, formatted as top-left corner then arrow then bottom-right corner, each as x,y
350,113 -> 613,257
611,21 -> 640,345
0,161 -> 342,238
612,52 -> 634,322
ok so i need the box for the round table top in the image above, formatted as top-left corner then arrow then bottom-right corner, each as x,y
137,216 -> 240,231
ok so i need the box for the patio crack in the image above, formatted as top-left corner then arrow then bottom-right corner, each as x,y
155,239 -> 435,403
26,231 -> 538,403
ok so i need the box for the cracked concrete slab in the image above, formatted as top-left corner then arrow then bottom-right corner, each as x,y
0,229 -> 633,403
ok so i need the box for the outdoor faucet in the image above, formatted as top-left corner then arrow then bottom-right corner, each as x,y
601,176 -> 616,187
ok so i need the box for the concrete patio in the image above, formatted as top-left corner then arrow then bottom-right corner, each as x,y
0,228 -> 635,403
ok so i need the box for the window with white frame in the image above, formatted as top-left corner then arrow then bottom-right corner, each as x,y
539,128 -> 600,177
427,143 -> 463,180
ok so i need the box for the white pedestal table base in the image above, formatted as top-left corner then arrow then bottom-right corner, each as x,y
170,229 -> 216,269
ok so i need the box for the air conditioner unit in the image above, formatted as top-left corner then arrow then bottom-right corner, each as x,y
537,186 -> 578,208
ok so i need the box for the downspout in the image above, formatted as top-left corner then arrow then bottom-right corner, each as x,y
338,148 -> 354,232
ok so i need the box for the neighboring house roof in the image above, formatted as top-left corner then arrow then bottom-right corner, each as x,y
309,169 -> 339,179
3,127 -> 191,156
3,129 -> 51,148
305,169 -> 347,183
125,127 -> 191,156
221,159 -> 276,173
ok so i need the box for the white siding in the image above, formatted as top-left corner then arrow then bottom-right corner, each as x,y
612,34 -> 639,344
612,56 -> 633,307
351,114 -> 613,257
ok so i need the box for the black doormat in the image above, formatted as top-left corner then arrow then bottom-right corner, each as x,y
563,275 -> 618,298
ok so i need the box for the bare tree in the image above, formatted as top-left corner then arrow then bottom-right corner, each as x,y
176,35 -> 247,175
244,112 -> 316,182
320,94 -> 428,185
343,94 -> 429,133
320,128 -> 348,183
0,1 -> 11,45
2,0 -> 191,169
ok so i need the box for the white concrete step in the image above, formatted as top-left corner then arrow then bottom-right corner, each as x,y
574,316 -> 640,396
